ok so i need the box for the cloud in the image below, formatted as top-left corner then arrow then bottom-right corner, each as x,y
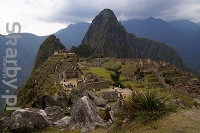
0,0 -> 200,35
41,0 -> 200,23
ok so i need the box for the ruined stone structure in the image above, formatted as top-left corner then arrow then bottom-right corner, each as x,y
172,79 -> 200,100
77,80 -> 110,90
77,72 -> 110,90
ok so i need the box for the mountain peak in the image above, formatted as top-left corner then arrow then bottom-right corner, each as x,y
92,8 -> 117,24
81,9 -> 134,58
32,35 -> 66,71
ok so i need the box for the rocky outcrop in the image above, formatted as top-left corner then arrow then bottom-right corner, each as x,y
54,116 -> 71,129
70,88 -> 85,104
87,91 -> 106,107
55,90 -> 71,107
70,88 -> 107,107
9,109 -> 51,133
31,94 -> 57,109
111,100 -> 121,116
45,106 -> 63,122
99,91 -> 118,102
0,116 -> 11,133
69,96 -> 108,131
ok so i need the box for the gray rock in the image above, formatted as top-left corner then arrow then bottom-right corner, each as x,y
111,99 -> 121,116
99,91 -> 118,102
70,88 -> 84,104
70,88 -> 106,107
31,94 -> 57,109
9,109 -> 51,133
54,116 -> 71,128
0,116 -> 11,133
45,106 -> 64,122
69,96 -> 108,131
86,91 -> 106,107
56,95 -> 71,107
169,99 -> 188,109
55,90 -> 71,107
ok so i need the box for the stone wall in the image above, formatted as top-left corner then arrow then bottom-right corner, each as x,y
77,81 -> 109,90
172,81 -> 200,99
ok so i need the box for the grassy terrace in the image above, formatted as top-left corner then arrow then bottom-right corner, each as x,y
82,67 -> 111,81
82,67 -> 142,88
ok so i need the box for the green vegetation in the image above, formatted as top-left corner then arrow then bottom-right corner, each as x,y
106,65 -> 122,82
106,65 -> 125,88
32,35 -> 66,71
82,67 -> 111,81
125,89 -> 171,121
70,44 -> 94,58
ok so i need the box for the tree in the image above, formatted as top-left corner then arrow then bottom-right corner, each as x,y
106,65 -> 122,83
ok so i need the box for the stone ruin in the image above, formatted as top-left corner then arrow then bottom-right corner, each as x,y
58,62 -> 81,82
77,72 -> 110,90
172,79 -> 200,102
82,57 -> 111,68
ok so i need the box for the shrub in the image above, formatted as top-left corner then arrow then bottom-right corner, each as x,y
125,89 -> 171,121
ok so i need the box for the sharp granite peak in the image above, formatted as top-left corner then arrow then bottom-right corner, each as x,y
81,9 -> 134,58
79,8 -> 192,72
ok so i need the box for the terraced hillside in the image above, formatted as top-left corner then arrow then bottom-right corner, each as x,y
2,55 -> 200,133
15,53 -> 77,108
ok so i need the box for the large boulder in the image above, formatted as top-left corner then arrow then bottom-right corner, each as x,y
70,88 -> 85,104
55,90 -> 71,107
9,109 -> 51,133
111,100 -> 121,116
86,91 -> 106,107
99,91 -> 118,102
0,116 -> 11,133
70,88 -> 106,107
70,96 -> 108,131
45,106 -> 63,122
54,116 -> 71,129
31,94 -> 57,109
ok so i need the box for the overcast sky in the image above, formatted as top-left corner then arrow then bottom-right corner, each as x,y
1,0 -> 200,36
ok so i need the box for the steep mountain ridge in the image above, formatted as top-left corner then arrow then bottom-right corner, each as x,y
15,35 -> 68,108
82,9 -> 134,58
80,9 -> 188,71
32,35 -> 66,72
169,20 -> 200,70
121,17 -> 196,65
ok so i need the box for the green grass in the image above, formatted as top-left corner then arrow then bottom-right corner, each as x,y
90,108 -> 200,133
82,67 -> 111,81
